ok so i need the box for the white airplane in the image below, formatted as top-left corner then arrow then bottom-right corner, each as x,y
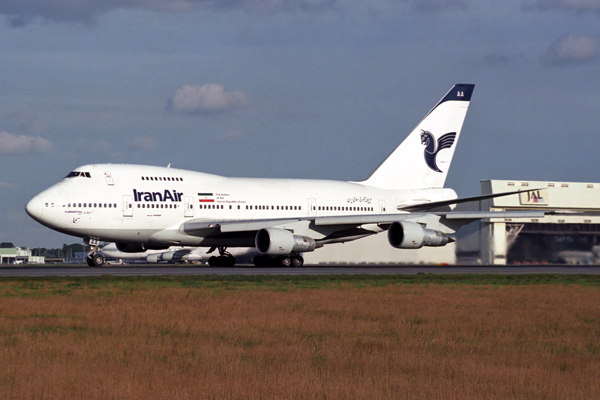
99,242 -> 257,265
25,84 -> 546,267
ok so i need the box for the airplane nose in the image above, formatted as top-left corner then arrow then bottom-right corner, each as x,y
25,195 -> 43,222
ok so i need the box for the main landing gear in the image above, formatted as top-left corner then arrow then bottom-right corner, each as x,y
253,254 -> 304,267
207,247 -> 236,267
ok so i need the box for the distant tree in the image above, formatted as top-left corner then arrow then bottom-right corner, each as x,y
0,242 -> 15,248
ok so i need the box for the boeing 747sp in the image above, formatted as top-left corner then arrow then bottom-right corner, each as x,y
25,84 -> 545,267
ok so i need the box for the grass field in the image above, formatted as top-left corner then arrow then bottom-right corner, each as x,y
1,274 -> 599,399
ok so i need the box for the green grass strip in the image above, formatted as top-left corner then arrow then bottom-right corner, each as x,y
0,273 -> 599,293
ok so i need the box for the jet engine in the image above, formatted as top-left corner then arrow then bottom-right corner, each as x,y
115,243 -> 146,253
115,243 -> 170,253
255,228 -> 316,255
146,251 -> 175,263
387,221 -> 449,249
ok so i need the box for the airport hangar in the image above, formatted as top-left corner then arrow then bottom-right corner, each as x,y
304,179 -> 600,266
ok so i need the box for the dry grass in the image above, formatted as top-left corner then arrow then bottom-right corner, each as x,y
0,280 -> 599,399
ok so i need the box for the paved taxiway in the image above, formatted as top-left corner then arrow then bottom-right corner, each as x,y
1,265 -> 600,277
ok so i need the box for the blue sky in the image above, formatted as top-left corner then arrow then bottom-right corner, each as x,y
1,0 -> 599,247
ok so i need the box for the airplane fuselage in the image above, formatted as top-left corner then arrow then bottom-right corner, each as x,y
26,163 -> 458,247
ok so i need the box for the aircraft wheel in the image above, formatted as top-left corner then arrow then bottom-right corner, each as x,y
277,256 -> 292,267
208,256 -> 219,267
292,256 -> 304,268
86,255 -> 95,267
225,255 -> 236,267
92,253 -> 105,267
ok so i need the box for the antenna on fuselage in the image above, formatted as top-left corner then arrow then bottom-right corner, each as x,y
167,163 -> 171,168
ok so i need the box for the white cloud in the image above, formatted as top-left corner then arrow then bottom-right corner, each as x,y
168,84 -> 248,115
542,34 -> 600,66
0,131 -> 53,154
523,0 -> 600,12
0,0 -> 339,26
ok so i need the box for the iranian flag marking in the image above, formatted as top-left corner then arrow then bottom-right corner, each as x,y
198,193 -> 214,203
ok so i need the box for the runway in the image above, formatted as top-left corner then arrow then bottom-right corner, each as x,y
1,264 -> 600,277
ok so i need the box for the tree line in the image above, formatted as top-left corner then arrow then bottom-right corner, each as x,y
0,242 -> 88,258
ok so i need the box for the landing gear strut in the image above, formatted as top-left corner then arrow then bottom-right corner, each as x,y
207,247 -> 236,267
86,244 -> 105,267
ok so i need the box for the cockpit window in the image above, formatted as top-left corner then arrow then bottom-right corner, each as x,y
65,171 -> 92,179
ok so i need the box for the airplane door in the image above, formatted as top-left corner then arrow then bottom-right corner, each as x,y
379,200 -> 386,213
184,196 -> 194,217
123,195 -> 134,217
104,171 -> 114,186
308,198 -> 317,217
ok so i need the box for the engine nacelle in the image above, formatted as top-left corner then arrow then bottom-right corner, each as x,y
116,243 -> 146,253
255,228 -> 316,255
388,221 -> 449,249
146,251 -> 175,263
115,243 -> 170,253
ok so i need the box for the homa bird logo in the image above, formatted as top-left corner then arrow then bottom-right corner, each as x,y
420,130 -> 457,173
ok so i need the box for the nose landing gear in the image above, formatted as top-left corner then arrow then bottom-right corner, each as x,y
86,251 -> 105,267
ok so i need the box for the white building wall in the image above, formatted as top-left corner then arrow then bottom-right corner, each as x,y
303,231 -> 456,265
456,179 -> 600,265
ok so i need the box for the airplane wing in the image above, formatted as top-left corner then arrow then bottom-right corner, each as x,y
180,210 -> 550,238
181,188 -> 552,238
182,218 -> 305,236
397,188 -> 545,212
